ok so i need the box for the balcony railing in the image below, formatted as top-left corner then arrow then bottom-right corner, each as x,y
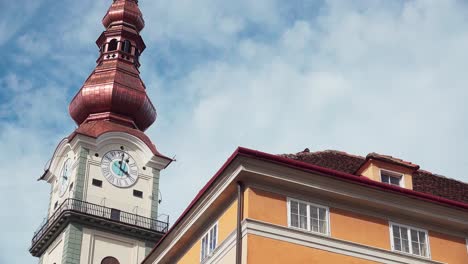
31,198 -> 169,246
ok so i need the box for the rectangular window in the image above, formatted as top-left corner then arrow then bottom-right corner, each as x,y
200,223 -> 218,261
381,170 -> 403,187
466,238 -> 468,254
92,179 -> 103,187
390,223 -> 429,257
133,190 -> 143,198
288,198 -> 329,235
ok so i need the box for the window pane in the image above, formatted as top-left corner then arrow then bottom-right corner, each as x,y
291,213 -> 299,227
311,219 -> 319,232
401,227 -> 410,253
201,235 -> 208,259
319,220 -> 327,234
299,215 -> 307,229
210,225 -> 217,252
290,201 -> 299,228
382,175 -> 390,183
392,226 -> 402,251
419,231 -> 427,257
318,208 -> 327,221
291,201 -> 298,213
412,241 -> 420,255
390,176 -> 401,186
310,207 -> 318,219
299,203 -> 307,217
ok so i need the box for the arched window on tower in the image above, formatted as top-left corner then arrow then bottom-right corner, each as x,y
134,49 -> 140,65
108,39 -> 118,51
101,256 -> 120,264
121,40 -> 131,53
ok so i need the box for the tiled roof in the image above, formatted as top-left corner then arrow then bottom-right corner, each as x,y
281,149 -> 365,174
281,149 -> 468,204
366,152 -> 420,170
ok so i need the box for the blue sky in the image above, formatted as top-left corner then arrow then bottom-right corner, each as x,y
1,0 -> 468,263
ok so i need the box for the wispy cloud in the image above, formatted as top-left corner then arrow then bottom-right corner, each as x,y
1,0 -> 468,263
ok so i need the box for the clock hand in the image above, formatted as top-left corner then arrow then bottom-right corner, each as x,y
119,154 -> 123,169
118,165 -> 129,176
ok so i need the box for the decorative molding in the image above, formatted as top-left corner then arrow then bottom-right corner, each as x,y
244,218 -> 443,264
247,182 -> 468,239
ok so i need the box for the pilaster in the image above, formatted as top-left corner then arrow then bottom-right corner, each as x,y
150,168 -> 160,220
61,223 -> 83,264
73,147 -> 89,200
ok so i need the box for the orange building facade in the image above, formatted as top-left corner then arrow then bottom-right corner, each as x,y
143,148 -> 468,264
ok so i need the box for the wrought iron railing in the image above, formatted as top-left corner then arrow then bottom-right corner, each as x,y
31,198 -> 169,246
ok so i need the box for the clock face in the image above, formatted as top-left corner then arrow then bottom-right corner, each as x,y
101,150 -> 138,188
59,158 -> 72,197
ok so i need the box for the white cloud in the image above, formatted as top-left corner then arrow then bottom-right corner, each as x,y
149,0 -> 468,224
0,0 -> 43,46
2,0 -> 468,263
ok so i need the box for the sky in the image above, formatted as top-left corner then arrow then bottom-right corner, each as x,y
1,0 -> 468,262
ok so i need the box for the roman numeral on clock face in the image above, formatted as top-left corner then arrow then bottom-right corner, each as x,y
100,149 -> 139,188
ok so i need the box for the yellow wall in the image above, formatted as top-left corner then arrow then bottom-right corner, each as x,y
176,187 -> 468,264
177,200 -> 238,264
244,187 -> 287,226
330,208 -> 391,250
430,231 -> 468,264
177,241 -> 200,264
244,187 -> 468,262
247,234 -> 379,264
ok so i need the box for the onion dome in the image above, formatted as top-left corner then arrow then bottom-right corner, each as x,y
69,0 -> 156,131
103,0 -> 145,32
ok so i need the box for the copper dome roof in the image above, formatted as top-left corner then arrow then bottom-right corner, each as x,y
69,0 -> 156,131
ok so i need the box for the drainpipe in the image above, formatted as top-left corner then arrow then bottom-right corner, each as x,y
236,182 -> 244,264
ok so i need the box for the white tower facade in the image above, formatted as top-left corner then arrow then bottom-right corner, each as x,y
29,1 -> 172,263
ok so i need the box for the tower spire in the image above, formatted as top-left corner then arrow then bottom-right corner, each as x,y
69,0 -> 156,131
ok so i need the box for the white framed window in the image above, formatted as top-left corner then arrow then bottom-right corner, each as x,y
390,222 -> 430,258
380,169 -> 404,187
287,198 -> 329,235
200,223 -> 218,262
466,238 -> 468,254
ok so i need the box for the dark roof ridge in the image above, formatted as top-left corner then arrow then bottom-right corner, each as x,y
280,149 -> 366,159
366,152 -> 420,170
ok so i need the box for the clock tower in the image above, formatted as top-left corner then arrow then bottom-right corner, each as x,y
29,1 -> 173,263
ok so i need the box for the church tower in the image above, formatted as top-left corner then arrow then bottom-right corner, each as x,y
29,1 -> 172,263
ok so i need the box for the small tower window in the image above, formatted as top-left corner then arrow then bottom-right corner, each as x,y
134,49 -> 140,64
108,39 -> 118,51
121,40 -> 131,53
92,179 -> 103,188
133,190 -> 143,198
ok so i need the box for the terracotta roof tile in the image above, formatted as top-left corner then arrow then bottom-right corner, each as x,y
280,149 -> 365,174
366,152 -> 420,170
281,149 -> 468,204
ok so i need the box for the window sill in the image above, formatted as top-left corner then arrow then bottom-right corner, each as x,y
391,249 -> 431,260
287,225 -> 330,237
